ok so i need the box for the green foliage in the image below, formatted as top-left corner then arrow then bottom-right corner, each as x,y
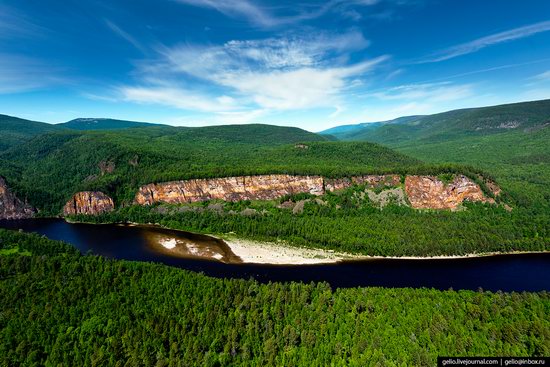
0,125 -> 423,214
0,114 -> 63,152
73,196 -> 549,257
1,229 -> 548,366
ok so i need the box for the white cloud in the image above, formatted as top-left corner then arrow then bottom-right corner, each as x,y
369,82 -> 473,102
121,31 -> 385,114
104,19 -> 146,53
421,20 -> 550,63
173,0 -> 380,27
533,70 -> 550,82
120,86 -> 240,112
0,4 -> 48,39
0,54 -> 63,94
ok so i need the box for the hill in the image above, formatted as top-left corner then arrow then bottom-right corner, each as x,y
58,118 -> 165,130
327,99 -> 550,144
0,114 -> 63,152
320,115 -> 423,140
324,99 -> 550,210
0,122 -> 420,213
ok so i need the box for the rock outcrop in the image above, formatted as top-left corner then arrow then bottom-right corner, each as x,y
135,173 -> 492,210
135,175 -> 325,205
63,191 -> 115,216
0,176 -> 35,219
405,175 -> 491,210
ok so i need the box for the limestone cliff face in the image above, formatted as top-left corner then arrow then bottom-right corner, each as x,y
405,175 -> 490,210
136,175 -> 325,205
63,191 -> 115,216
0,176 -> 35,219
135,173 -> 492,210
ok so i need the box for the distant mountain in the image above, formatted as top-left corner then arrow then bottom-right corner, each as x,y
59,118 -> 164,130
0,114 -> 63,152
320,116 -> 424,140
325,99 -> 550,144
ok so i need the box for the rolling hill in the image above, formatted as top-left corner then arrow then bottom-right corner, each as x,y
324,99 -> 550,144
58,118 -> 165,130
0,121 -> 421,213
320,115 -> 423,141
0,114 -> 64,152
323,99 -> 550,210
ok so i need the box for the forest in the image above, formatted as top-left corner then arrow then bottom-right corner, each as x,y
1,229 -> 548,366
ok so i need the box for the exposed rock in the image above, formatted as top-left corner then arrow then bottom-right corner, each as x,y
314,198 -> 327,206
366,188 -> 408,208
405,175 -> 489,210
292,199 -> 309,214
63,191 -> 115,216
294,144 -> 309,149
278,200 -> 296,210
98,160 -> 115,175
0,176 -> 35,219
134,173 -> 493,211
129,155 -> 139,167
136,175 -> 325,205
240,208 -> 258,216
485,180 -> 501,197
207,203 -> 224,213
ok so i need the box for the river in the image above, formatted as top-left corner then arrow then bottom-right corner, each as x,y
1,218 -> 549,291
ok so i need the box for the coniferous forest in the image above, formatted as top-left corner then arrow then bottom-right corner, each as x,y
1,229 -> 549,366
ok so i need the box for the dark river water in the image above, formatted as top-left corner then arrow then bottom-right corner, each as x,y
1,218 -> 549,292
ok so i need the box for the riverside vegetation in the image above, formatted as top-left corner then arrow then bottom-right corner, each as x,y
0,107 -> 549,258
1,229 -> 549,366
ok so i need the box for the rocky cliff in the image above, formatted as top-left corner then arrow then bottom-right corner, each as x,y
63,191 -> 115,216
136,173 -> 494,210
0,176 -> 35,219
405,175 -> 492,210
135,175 -> 325,205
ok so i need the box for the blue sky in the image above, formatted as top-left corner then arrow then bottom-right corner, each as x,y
0,0 -> 549,131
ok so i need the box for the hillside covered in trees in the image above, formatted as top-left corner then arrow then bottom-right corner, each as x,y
0,120 -> 423,213
1,229 -> 548,366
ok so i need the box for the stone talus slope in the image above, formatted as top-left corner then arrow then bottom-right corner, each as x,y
0,176 -> 35,219
63,191 -> 115,216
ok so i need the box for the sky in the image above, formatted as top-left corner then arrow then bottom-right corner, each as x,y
0,0 -> 549,131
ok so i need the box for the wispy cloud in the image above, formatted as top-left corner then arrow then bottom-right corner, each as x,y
420,20 -> 550,63
0,4 -> 49,39
173,0 -> 380,27
120,31 -> 385,113
532,70 -> 550,82
0,54 -> 64,94
120,86 -> 240,112
369,82 -> 473,102
104,19 -> 146,53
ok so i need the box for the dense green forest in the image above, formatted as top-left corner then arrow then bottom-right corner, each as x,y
0,122 -> 425,213
321,99 -> 550,213
1,109 -> 549,257
1,229 -> 548,366
323,99 -> 550,144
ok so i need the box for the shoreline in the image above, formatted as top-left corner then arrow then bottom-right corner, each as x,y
7,217 -> 549,265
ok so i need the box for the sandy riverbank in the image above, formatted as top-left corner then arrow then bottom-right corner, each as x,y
223,237 -> 364,265
223,236 -> 549,264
